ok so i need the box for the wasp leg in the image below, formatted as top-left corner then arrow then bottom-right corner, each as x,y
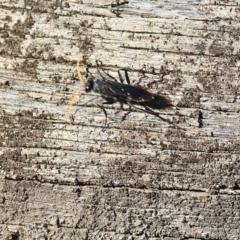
97,104 -> 108,125
102,97 -> 116,105
98,97 -> 116,124
121,111 -> 131,122
126,101 -> 170,122
144,106 -> 170,122
117,70 -> 130,84
117,70 -> 124,83
97,68 -> 118,82
124,70 -> 130,85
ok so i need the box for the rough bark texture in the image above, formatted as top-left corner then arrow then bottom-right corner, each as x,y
0,0 -> 240,239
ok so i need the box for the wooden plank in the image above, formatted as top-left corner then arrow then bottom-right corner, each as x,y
0,0 -> 239,239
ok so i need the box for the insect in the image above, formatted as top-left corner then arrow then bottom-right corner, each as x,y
69,60 -> 171,123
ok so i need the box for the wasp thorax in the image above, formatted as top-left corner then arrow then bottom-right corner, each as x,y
92,79 -> 102,93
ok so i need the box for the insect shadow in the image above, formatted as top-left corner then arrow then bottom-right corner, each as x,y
69,61 -> 173,124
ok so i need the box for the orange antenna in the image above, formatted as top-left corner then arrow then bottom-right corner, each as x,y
69,60 -> 86,121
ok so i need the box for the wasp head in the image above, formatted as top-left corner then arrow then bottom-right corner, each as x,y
85,78 -> 94,92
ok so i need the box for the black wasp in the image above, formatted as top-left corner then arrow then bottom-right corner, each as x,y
69,61 -> 171,123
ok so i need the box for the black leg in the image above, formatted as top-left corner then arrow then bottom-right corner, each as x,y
126,101 -> 170,122
124,70 -> 130,85
121,111 -> 131,122
118,70 -> 124,83
98,97 -> 116,124
101,96 -> 116,105
97,104 -> 108,125
97,69 -> 118,82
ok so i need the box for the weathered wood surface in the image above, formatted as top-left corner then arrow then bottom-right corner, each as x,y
0,0 -> 240,239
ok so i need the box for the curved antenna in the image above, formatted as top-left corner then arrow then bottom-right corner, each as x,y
69,60 -> 86,121
76,60 -> 85,85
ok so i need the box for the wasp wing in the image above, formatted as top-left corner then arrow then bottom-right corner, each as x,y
104,80 -> 154,103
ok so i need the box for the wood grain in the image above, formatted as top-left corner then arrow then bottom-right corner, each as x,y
0,0 -> 239,239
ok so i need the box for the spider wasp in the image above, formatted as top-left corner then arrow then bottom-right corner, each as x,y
69,61 -> 172,123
